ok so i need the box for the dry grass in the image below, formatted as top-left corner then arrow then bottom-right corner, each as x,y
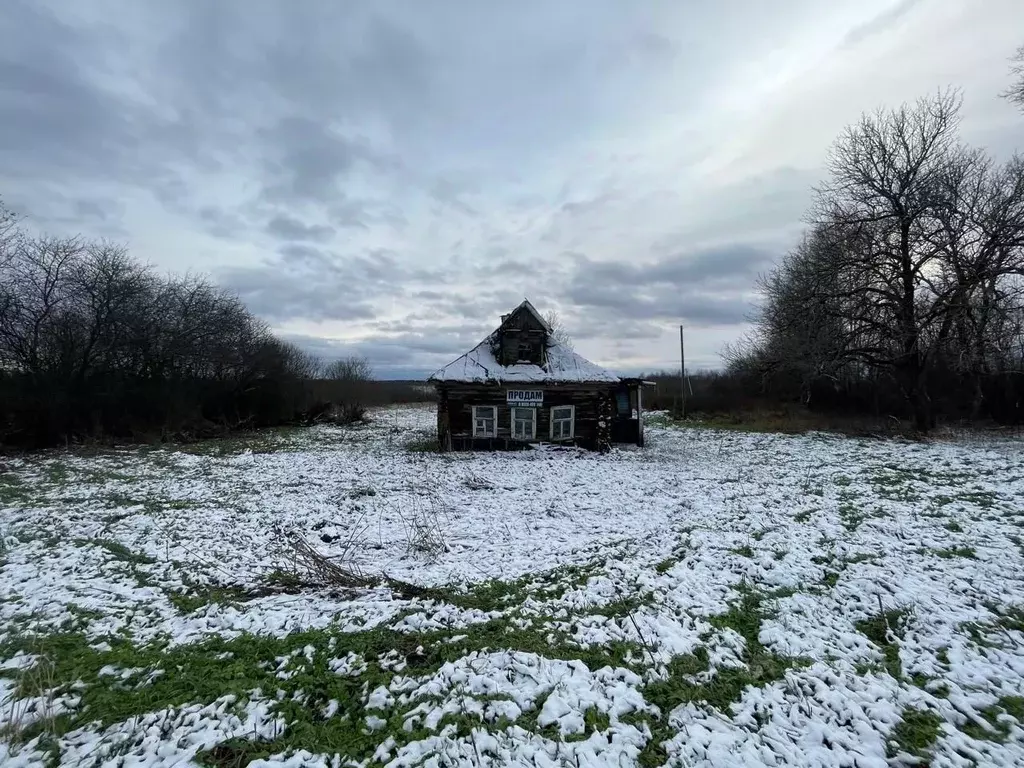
272,527 -> 371,589
397,495 -> 450,561
653,408 -> 920,438
0,651 -> 59,750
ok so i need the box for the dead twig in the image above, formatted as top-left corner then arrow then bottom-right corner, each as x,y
277,530 -> 370,589
628,610 -> 657,666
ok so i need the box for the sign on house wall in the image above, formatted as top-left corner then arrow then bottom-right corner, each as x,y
507,390 -> 543,406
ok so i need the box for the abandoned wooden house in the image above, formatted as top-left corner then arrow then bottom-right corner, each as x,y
428,300 -> 650,451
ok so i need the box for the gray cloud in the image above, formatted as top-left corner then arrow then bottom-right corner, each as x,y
573,244 -> 773,287
573,318 -> 665,343
219,265 -> 378,324
74,198 -> 121,222
0,5 -> 132,181
2,0 -> 1020,376
219,245 -> 454,324
198,206 -> 247,239
281,329 -> 483,379
568,282 -> 752,326
840,0 -> 925,49
258,118 -> 376,205
265,214 -> 335,242
564,244 -> 772,327
329,199 -> 375,230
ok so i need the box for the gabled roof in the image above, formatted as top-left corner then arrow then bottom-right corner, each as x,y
506,298 -> 552,333
428,301 -> 619,385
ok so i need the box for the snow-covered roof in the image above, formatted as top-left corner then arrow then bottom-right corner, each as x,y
429,300 -> 620,385
429,334 -> 620,384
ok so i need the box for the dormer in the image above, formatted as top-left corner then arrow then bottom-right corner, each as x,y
493,300 -> 552,367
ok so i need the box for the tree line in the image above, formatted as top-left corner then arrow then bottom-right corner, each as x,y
719,58 -> 1024,431
0,204 -> 376,448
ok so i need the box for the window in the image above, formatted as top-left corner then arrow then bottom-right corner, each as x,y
472,406 -> 497,437
511,407 -> 537,440
517,339 -> 540,364
550,405 -> 575,440
615,390 -> 630,415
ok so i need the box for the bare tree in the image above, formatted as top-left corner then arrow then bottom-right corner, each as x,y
1005,45 -> 1024,111
321,355 -> 373,424
0,215 -> 329,445
747,225 -> 855,404
324,355 -> 372,381
0,197 -> 17,246
745,91 -> 1024,430
544,310 -> 574,350
810,91 -> 966,429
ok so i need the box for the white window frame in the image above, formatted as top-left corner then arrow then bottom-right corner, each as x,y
549,404 -> 575,440
510,406 -> 537,440
472,405 -> 497,438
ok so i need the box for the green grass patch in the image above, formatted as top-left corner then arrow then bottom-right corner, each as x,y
43,463 -> 70,485
1,568 -> 815,766
172,428 -> 309,457
962,606 -> 1024,648
887,707 -> 942,759
962,696 -> 1024,742
855,608 -> 908,679
958,491 -> 997,508
83,538 -> 157,565
401,558 -> 606,613
992,605 -> 1024,633
636,587 -> 809,766
166,584 -> 252,614
933,546 -> 976,559
845,553 -> 875,564
654,557 -> 678,574
642,413 -> 680,429
100,494 -> 198,514
868,468 -> 922,502
1,605 -> 651,762
0,472 -> 32,506
653,538 -> 691,575
404,435 -> 440,453
839,502 -> 867,531
590,594 -> 652,619
751,527 -> 774,542
730,545 -> 754,558
263,569 -> 306,591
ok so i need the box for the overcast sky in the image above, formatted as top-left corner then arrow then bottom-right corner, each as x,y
2,1 -> 1022,378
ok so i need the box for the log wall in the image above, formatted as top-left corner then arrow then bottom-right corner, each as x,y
435,383 -> 616,451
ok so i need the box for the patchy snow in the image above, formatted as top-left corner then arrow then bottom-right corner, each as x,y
428,334 -> 619,384
1,405 -> 1024,766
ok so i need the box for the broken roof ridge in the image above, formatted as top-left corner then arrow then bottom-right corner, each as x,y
427,300 -> 618,384
505,298 -> 552,333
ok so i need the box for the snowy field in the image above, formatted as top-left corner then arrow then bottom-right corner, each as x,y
2,405 -> 1024,767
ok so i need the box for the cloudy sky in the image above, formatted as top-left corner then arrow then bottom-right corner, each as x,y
2,1 -> 1022,377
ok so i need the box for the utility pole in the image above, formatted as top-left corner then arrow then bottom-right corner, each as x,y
679,324 -> 686,419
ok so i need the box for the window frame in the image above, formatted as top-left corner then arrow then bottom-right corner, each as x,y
549,404 -> 575,441
471,405 -> 497,438
510,406 -> 537,440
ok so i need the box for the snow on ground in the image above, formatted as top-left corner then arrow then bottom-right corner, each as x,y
1,405 -> 1023,766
